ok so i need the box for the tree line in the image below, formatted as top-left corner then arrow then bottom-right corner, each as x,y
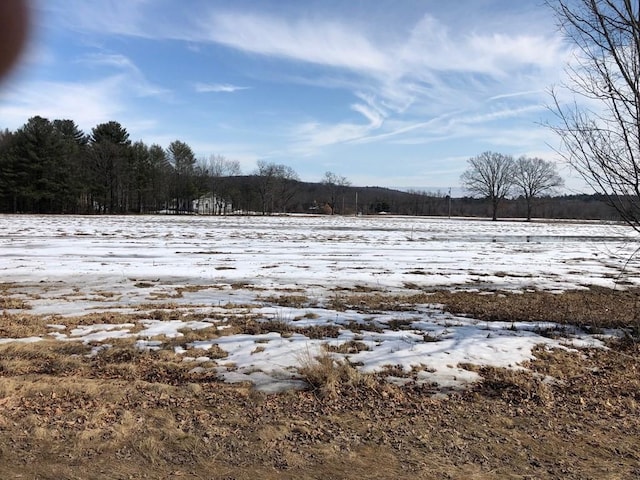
0,116 -> 338,215
0,115 -> 625,222
0,117 -> 175,214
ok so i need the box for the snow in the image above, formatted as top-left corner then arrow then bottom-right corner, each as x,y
1,214 -> 637,392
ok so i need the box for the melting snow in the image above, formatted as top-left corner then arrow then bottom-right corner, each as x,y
0,214 -> 635,392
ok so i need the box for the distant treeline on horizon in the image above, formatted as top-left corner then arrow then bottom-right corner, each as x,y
0,115 -> 622,221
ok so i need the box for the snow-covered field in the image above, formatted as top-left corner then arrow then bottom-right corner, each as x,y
1,214 -> 638,392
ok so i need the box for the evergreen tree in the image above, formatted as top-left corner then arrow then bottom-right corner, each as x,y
166,140 -> 196,213
89,121 -> 131,213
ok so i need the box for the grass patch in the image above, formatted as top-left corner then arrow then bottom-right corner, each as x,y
385,318 -> 417,330
0,296 -> 31,309
340,319 -> 384,334
228,318 -> 341,339
2,281 -> 640,477
471,366 -> 555,407
91,343 -> 217,385
324,340 -> 370,354
0,339 -> 637,478
300,325 -> 341,339
428,287 -> 640,331
327,292 -> 433,313
0,340 -> 89,376
259,294 -> 310,308
154,325 -> 224,349
0,312 -> 51,337
298,353 -> 378,398
423,332 -> 441,342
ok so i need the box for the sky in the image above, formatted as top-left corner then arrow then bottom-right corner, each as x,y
0,0 -> 587,192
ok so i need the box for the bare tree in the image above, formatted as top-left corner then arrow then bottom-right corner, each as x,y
322,171 -> 351,214
547,0 -> 640,231
513,156 -> 564,221
460,151 -> 514,221
255,161 -> 299,214
274,164 -> 300,213
205,154 -> 240,178
205,154 -> 241,214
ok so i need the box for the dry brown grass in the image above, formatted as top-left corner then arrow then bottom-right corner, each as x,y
428,287 -> 640,330
155,325 -> 224,347
227,317 -> 341,339
340,319 -> 384,333
327,287 -> 640,332
0,311 -> 52,337
90,342 -> 220,385
324,340 -> 370,354
259,293 -> 311,308
148,284 -> 635,336
0,338 -> 222,385
0,287 -> 639,478
0,340 -> 89,376
0,296 -> 31,309
0,283 -> 33,309
327,291 -> 433,313
293,311 -> 320,320
297,352 -> 379,398
0,336 -> 637,478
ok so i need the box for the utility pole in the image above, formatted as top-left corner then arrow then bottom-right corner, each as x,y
448,187 -> 452,219
355,191 -> 358,216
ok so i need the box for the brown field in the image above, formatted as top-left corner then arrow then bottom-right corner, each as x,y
0,288 -> 639,479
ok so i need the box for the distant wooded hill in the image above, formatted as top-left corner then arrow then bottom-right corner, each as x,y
231,178 -> 621,221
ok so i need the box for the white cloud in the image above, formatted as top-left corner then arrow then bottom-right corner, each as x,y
26,1 -> 575,185
487,90 -> 543,102
80,53 -> 169,97
39,0 -> 159,38
194,82 -> 250,93
198,12 -> 390,73
350,103 -> 384,129
0,53 -> 169,134
290,121 -> 368,155
0,77 -> 125,131
184,7 -> 569,155
458,105 -> 546,126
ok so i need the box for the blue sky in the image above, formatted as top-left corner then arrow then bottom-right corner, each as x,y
0,0 -> 584,192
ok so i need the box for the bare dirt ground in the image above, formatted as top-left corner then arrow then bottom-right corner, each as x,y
0,287 -> 639,479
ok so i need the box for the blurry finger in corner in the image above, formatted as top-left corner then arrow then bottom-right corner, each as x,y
0,0 -> 30,81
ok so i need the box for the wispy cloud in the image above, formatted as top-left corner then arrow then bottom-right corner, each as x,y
0,77 -> 126,131
350,103 -> 384,129
28,1 -> 571,178
289,93 -> 390,155
186,7 -> 570,155
194,82 -> 250,93
0,53 -> 168,134
487,90 -> 544,102
80,53 -> 170,97
290,122 -> 369,156
39,0 -> 162,38
198,12 -> 390,73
